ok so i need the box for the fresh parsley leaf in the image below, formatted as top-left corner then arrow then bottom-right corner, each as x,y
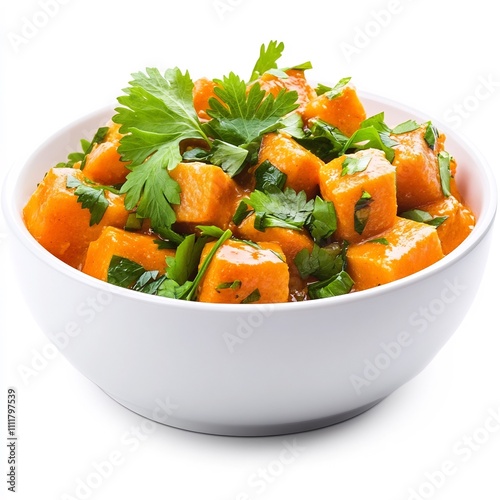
244,186 -> 314,231
206,72 -> 299,146
207,140 -> 249,177
165,233 -> 205,285
66,175 -> 110,225
241,289 -> 261,304
307,197 -> 337,243
341,125 -> 397,163
294,244 -> 344,281
279,112 -> 306,139
354,190 -> 373,235
367,237 -> 389,245
232,201 -> 254,226
254,160 -> 287,192
400,209 -> 448,228
154,226 -> 186,248
107,256 -> 149,288
424,121 -> 439,150
113,67 -> 210,229
217,280 -> 242,291
249,40 -> 285,82
124,213 -> 143,231
438,151 -> 452,197
298,119 -> 348,162
360,113 -> 391,133
316,77 -> 351,99
391,120 -> 420,135
196,225 -> 225,238
341,155 -> 371,176
307,270 -> 354,300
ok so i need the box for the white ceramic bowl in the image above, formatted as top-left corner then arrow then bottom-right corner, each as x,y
2,93 -> 497,436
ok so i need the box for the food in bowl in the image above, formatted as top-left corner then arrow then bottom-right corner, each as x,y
22,41 -> 475,304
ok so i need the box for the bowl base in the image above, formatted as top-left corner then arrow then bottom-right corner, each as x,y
102,390 -> 385,437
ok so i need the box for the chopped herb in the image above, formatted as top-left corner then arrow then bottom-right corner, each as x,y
354,190 -> 373,235
154,226 -> 186,249
307,197 -> 337,243
298,119 -> 348,162
217,280 -> 242,291
249,40 -> 285,82
438,151 -> 452,197
367,237 -> 389,245
241,289 -> 261,304
392,119 -> 420,135
165,233 -> 204,286
307,270 -> 354,300
424,122 -> 439,150
196,225 -> 226,238
232,201 -> 254,226
316,77 -> 351,99
341,125 -> 397,163
66,175 -> 113,225
244,186 -> 314,231
107,256 -> 148,288
124,213 -> 143,231
341,155 -> 371,176
254,160 -> 287,192
294,243 -> 344,281
400,209 -> 448,228
56,126 -> 109,169
360,113 -> 391,133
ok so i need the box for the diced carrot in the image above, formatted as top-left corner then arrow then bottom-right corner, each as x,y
347,217 -> 444,291
193,78 -> 218,121
302,85 -> 366,137
319,149 -> 397,243
82,122 -> 131,186
82,227 -> 175,282
169,162 -> 239,231
197,239 -> 289,304
23,168 -> 129,269
391,125 -> 447,211
234,213 -> 314,266
256,69 -> 317,114
257,132 -> 324,199
418,196 -> 475,255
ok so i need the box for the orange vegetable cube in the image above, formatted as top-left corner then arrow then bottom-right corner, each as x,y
319,149 -> 397,243
418,196 -> 475,255
193,78 -> 219,121
23,168 -> 129,269
197,240 -> 289,304
82,122 -> 131,186
257,132 -> 324,199
256,69 -> 317,114
347,217 -> 444,291
82,227 -> 175,282
391,125 -> 447,211
302,85 -> 366,137
169,162 -> 239,231
234,213 -> 314,266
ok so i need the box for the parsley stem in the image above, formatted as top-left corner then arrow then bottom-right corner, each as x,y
185,229 -> 232,301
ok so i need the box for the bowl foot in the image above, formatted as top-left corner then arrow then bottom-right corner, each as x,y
102,390 -> 385,437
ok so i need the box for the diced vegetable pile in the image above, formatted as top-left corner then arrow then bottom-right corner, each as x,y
23,41 -> 476,303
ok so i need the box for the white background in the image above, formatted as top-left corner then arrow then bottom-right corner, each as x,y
1,1 -> 499,499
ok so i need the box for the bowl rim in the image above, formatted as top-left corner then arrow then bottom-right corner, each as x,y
2,91 -> 497,313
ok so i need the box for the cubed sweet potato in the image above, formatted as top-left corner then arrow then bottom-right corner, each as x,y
391,125 -> 447,211
169,162 -> 239,231
302,85 -> 366,137
197,239 -> 289,304
319,149 -> 397,243
82,122 -> 131,186
82,226 -> 175,282
234,213 -> 314,266
347,217 -> 444,291
418,196 -> 475,255
23,168 -> 129,269
256,69 -> 317,114
193,78 -> 219,121
257,132 -> 324,199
